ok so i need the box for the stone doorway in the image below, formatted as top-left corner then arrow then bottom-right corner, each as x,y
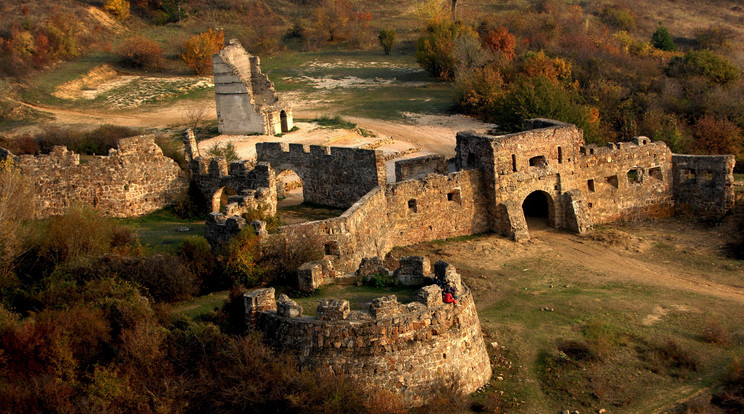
280,110 -> 289,133
522,190 -> 554,230
276,169 -> 303,208
212,186 -> 238,213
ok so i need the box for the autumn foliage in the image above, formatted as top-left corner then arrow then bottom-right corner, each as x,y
182,28 -> 225,75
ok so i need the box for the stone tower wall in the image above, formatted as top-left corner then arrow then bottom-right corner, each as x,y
252,285 -> 491,406
672,154 -> 736,219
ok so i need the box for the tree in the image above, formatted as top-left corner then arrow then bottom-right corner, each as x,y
378,29 -> 396,55
416,20 -> 477,80
482,26 -> 516,61
652,23 -> 676,51
181,29 -> 224,75
691,115 -> 742,156
313,0 -> 353,42
116,36 -> 163,70
104,0 -> 130,20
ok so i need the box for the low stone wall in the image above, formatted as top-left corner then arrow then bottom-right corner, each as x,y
248,270 -> 491,405
394,154 -> 448,182
1,136 -> 187,218
673,154 -> 736,220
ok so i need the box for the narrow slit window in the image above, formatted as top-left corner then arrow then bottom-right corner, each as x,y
587,179 -> 595,192
557,146 -> 563,163
511,154 -> 517,172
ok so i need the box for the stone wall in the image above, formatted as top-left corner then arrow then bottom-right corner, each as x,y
274,169 -> 490,274
394,154 -> 448,182
213,40 -> 293,136
672,154 -> 736,219
247,271 -> 491,405
1,136 -> 187,218
184,130 -> 277,216
256,142 -> 387,209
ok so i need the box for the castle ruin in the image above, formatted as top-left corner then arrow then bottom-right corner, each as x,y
213,40 -> 293,136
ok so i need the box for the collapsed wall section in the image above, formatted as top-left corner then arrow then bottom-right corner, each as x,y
256,142 -> 387,209
673,154 -> 736,219
1,136 -> 187,218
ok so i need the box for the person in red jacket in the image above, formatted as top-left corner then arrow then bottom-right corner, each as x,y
443,291 -> 457,305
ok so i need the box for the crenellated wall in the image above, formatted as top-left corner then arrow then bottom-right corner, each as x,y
256,142 -> 387,209
0,136 -> 187,218
246,264 -> 491,406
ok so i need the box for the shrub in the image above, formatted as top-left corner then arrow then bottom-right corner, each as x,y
104,0 -> 131,20
683,49 -> 739,84
482,26 -> 516,61
160,0 -> 188,23
519,50 -> 572,84
712,358 -> 744,412
599,5 -> 635,31
0,158 -> 33,280
177,237 -> 216,293
701,318 -> 731,345
206,142 -> 239,163
217,228 -> 263,287
416,20 -> 477,80
651,23 -> 676,51
378,28 -> 396,55
638,338 -> 700,378
182,29 -> 224,75
696,25 -> 734,50
34,125 -> 140,156
123,254 -> 197,302
454,66 -> 504,119
261,229 -> 323,283
117,36 -> 164,71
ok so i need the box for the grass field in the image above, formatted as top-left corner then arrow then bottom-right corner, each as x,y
116,208 -> 205,253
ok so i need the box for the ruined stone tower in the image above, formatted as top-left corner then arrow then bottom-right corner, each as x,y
212,39 -> 293,136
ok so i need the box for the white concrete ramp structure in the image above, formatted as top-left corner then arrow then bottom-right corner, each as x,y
212,39 -> 293,136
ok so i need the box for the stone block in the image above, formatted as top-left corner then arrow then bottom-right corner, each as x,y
252,220 -> 268,237
357,256 -> 390,277
298,262 -> 323,293
276,293 -> 303,318
369,295 -> 400,319
417,285 -> 442,307
434,261 -> 462,294
317,298 -> 350,320
244,287 -> 276,328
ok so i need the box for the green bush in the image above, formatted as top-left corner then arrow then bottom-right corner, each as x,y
651,23 -> 676,51
217,228 -> 264,287
683,49 -> 739,84
206,142 -> 239,163
490,75 -> 603,144
378,28 -> 396,55
416,20 -> 477,80
599,6 -> 635,31
177,236 -> 217,293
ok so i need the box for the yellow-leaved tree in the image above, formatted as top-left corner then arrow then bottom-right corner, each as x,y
182,29 -> 225,75
104,0 -> 130,20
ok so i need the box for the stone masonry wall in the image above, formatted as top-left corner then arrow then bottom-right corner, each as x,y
1,136 -> 187,218
251,283 -> 491,406
274,169 -> 489,274
256,142 -> 387,209
672,154 -> 736,219
394,154 -> 448,182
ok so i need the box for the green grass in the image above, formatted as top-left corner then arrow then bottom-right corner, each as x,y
116,208 -> 206,253
291,284 -> 419,317
172,290 -> 229,320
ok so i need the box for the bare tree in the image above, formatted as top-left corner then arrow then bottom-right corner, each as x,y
184,106 -> 207,135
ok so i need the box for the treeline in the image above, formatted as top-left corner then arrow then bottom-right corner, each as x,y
413,1 -> 743,166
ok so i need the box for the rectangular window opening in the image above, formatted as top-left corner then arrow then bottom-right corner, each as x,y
627,168 -> 642,184
511,154 -> 517,172
408,199 -> 418,213
587,179 -> 595,192
605,175 -> 619,189
529,155 -> 547,168
447,189 -> 461,203
558,146 -> 563,164
649,167 -> 663,181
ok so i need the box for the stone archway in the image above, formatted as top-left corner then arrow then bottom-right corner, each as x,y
522,190 -> 554,230
212,186 -> 237,212
276,169 -> 304,207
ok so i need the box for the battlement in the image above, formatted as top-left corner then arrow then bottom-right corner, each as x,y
246,261 -> 491,406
